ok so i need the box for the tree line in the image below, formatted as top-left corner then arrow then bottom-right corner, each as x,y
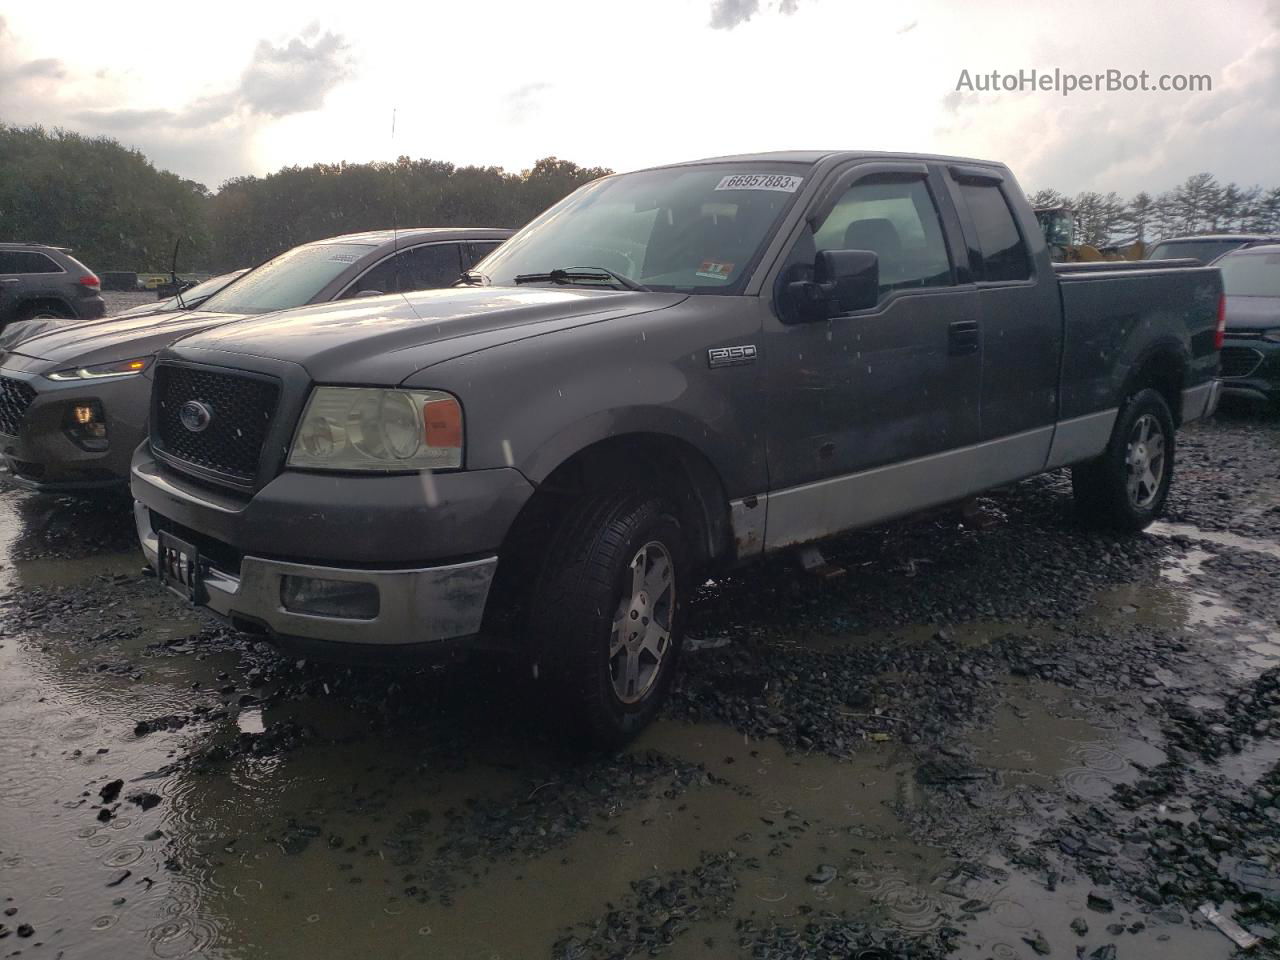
1027,174 -> 1280,249
0,124 -> 608,273
4,122 -> 1279,271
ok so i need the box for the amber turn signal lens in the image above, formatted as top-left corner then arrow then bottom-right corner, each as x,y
423,397 -> 463,448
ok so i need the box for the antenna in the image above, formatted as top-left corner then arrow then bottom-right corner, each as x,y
391,107 -> 398,256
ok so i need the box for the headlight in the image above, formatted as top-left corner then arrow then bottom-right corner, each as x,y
48,356 -> 153,381
287,387 -> 463,471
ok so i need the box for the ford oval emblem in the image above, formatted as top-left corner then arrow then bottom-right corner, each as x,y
179,400 -> 213,433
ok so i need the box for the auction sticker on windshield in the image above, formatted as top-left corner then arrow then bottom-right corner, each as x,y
714,173 -> 803,192
696,260 -> 735,281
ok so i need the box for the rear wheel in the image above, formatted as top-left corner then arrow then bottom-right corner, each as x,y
528,492 -> 688,748
19,303 -> 73,321
1071,388 -> 1176,531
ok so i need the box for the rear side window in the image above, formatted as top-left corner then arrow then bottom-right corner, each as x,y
811,178 -> 954,296
1147,240 -> 1241,264
958,183 -> 1032,282
346,243 -> 463,297
0,251 -> 62,274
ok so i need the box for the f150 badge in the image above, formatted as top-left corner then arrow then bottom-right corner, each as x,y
707,344 -> 757,369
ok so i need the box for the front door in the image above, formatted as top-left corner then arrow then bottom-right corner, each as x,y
761,163 -> 983,546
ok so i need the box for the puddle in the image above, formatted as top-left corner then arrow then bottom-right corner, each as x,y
972,682 -> 1165,800
944,851 -> 1235,960
1150,521 -> 1280,562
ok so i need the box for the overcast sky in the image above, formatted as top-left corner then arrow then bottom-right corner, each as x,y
1,0 -> 1277,197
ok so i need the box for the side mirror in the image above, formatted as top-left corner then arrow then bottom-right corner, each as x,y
349,289 -> 385,299
784,249 -> 879,322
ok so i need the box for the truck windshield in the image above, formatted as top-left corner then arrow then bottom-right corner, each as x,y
473,164 -> 809,293
1220,252 -> 1280,297
198,242 -> 373,315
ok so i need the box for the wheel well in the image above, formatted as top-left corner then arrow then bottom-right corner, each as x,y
532,434 -> 731,567
481,434 -> 733,641
16,298 -> 74,319
1126,348 -> 1186,425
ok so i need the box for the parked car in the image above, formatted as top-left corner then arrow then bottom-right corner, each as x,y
0,242 -> 106,328
1145,234 -> 1280,264
133,151 -> 1222,745
0,228 -> 510,492
1216,243 -> 1280,408
113,270 -> 250,320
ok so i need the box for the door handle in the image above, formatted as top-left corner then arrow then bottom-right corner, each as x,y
948,319 -> 980,356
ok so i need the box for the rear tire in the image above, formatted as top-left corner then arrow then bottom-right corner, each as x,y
1071,388 -> 1176,532
528,492 -> 688,749
18,303 -> 73,321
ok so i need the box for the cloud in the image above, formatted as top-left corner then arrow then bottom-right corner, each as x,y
940,89 -> 977,114
238,28 -> 352,118
709,0 -> 759,29
708,0 -> 803,30
936,10 -> 1280,197
505,81 -> 552,123
70,107 -> 175,130
0,21 -> 354,188
11,57 -> 63,79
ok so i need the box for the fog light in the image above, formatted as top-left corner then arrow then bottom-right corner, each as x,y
280,576 -> 379,619
64,401 -> 108,452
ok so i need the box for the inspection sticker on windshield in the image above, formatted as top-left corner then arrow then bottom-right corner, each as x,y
714,173 -> 803,193
696,260 -> 735,281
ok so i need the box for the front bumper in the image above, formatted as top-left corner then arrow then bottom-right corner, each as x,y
135,501 -> 499,646
0,363 -> 149,491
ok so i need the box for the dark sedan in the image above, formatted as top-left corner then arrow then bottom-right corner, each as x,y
0,227 -> 510,492
1217,243 -> 1280,408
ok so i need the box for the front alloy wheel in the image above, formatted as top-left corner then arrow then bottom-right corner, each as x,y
610,541 -> 675,704
530,493 -> 688,747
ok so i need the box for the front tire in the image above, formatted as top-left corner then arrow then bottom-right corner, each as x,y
528,493 -> 688,748
1071,388 -> 1176,532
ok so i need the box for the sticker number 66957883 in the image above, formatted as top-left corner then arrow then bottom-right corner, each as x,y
714,173 -> 804,193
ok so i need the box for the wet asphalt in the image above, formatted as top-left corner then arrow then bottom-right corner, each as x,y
0,328 -> 1278,958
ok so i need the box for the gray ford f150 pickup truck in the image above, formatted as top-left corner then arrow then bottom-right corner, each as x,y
133,151 -> 1223,744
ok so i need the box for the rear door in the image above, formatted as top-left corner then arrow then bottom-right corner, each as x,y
763,162 -> 981,494
944,166 -> 1062,441
340,243 -> 466,298
0,250 -> 64,323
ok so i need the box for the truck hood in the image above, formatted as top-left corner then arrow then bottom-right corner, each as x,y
1224,295 -> 1280,331
175,286 -> 688,384
6,309 -> 244,369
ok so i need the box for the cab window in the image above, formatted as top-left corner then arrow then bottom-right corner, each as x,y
780,176 -> 954,305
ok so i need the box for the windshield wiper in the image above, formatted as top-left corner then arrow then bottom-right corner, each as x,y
513,266 -> 651,292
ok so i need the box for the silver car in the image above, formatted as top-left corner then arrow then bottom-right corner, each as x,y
0,228 -> 509,492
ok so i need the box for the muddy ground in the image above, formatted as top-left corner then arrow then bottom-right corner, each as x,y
0,407 -> 1277,960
